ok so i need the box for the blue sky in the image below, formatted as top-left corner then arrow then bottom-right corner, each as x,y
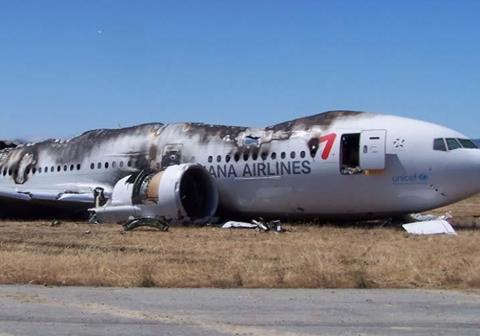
0,0 -> 479,139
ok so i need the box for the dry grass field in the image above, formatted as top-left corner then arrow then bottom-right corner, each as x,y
0,195 -> 479,289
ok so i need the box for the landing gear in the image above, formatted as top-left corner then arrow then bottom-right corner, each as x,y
122,217 -> 171,232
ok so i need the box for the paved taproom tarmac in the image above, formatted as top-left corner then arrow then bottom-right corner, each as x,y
0,286 -> 479,336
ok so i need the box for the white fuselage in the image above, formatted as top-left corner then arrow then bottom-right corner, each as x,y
1,111 -> 479,219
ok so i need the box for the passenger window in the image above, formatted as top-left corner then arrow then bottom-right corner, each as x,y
234,153 -> 240,162
38,167 -> 42,174
119,161 -> 124,168
458,139 -> 478,149
77,164 -> 81,170
290,151 -> 296,159
433,138 -> 447,151
51,166 -> 54,172
90,163 -> 95,170
97,162 -> 102,169
105,162 -> 109,169
63,165 -> 67,171
261,152 -> 268,160
252,152 -> 258,161
32,167 -> 36,174
112,161 -> 116,168
225,155 -> 231,163
216,155 -> 221,163
70,164 -> 74,171
271,152 -> 277,160
57,166 -> 61,172
208,156 -> 213,163
281,152 -> 286,159
446,138 -> 461,150
26,168 -> 30,175
300,151 -> 306,158
243,153 -> 249,161
44,166 -> 48,173
127,161 -> 132,167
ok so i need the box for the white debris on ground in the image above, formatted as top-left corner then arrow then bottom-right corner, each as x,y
222,219 -> 285,233
222,221 -> 258,229
403,212 -> 457,235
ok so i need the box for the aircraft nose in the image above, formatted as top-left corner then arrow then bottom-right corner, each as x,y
445,150 -> 480,198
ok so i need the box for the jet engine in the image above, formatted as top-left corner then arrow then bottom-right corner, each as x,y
89,163 -> 218,225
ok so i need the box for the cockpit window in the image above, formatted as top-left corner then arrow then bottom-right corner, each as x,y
446,138 -> 462,150
435,137 -> 479,151
433,138 -> 446,151
458,139 -> 478,149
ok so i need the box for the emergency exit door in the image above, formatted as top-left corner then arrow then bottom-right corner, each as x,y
161,144 -> 183,168
359,130 -> 386,170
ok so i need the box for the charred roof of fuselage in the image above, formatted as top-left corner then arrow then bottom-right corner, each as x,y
70,122 -> 164,142
266,110 -> 371,132
181,122 -> 248,142
0,140 -> 19,151
0,123 -> 165,170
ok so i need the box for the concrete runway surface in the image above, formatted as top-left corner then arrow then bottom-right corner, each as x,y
0,286 -> 479,336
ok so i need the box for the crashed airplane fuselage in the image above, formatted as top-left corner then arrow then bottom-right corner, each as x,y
1,110 -> 479,223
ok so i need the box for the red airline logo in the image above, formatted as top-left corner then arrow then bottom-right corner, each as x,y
319,133 -> 337,160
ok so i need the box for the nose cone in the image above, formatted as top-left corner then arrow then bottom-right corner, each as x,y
445,150 -> 480,199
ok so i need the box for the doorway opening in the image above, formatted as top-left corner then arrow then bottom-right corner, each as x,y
340,133 -> 362,175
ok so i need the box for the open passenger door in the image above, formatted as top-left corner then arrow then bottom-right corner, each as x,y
359,130 -> 386,170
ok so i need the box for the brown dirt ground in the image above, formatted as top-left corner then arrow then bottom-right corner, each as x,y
0,196 -> 479,288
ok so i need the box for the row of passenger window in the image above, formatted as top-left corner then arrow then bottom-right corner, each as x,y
208,150 -> 307,163
433,138 -> 478,152
1,163 -> 82,177
89,160 -> 134,170
0,160 -> 136,177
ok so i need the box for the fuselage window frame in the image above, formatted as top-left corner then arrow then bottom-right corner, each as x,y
458,138 -> 478,149
446,138 -> 462,151
433,138 -> 447,152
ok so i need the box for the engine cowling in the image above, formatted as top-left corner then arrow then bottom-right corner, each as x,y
90,163 -> 218,225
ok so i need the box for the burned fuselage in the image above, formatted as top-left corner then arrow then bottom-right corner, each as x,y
1,110 -> 479,221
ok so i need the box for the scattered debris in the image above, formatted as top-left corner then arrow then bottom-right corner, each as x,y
402,220 -> 457,236
222,221 -> 258,229
408,212 -> 452,222
84,230 -> 91,235
50,220 -> 61,227
122,217 -> 170,232
403,212 -> 456,235
222,218 -> 285,233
